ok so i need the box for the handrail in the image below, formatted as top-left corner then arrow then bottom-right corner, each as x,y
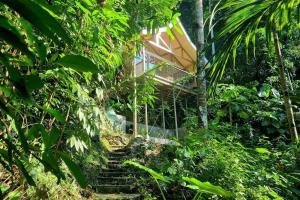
145,51 -> 196,77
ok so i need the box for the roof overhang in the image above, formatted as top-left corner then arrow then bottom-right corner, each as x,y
141,18 -> 196,72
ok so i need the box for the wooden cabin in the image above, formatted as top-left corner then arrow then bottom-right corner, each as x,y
136,19 -> 197,93
108,19 -> 197,141
131,19 -> 197,140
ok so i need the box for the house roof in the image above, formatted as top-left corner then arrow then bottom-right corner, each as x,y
141,18 -> 196,72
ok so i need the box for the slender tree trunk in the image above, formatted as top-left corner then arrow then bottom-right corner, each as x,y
208,0 -> 216,59
133,50 -> 138,137
195,0 -> 208,128
272,24 -> 298,143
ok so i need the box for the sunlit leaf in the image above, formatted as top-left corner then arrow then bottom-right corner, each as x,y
124,160 -> 172,183
56,55 -> 99,73
182,177 -> 233,198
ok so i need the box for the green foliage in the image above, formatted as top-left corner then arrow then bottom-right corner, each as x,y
208,84 -> 295,139
182,177 -> 233,198
208,0 -> 300,85
124,159 -> 232,199
124,160 -> 172,183
56,55 -> 99,73
152,129 -> 300,199
0,0 -> 181,197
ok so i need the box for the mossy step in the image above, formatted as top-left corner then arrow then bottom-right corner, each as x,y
110,145 -> 127,149
101,168 -> 128,173
92,184 -> 137,193
108,160 -> 122,164
94,193 -> 141,200
107,163 -> 123,169
113,148 -> 129,152
108,156 -> 129,160
100,172 -> 130,177
109,152 -> 127,156
96,177 -> 135,184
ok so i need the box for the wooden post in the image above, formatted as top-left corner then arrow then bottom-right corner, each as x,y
185,97 -> 188,114
162,97 -> 166,131
143,46 -> 146,72
133,51 -> 138,137
173,90 -> 179,139
145,103 -> 149,137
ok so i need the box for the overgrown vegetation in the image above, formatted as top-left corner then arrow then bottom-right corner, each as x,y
125,84 -> 300,199
0,0 -> 299,199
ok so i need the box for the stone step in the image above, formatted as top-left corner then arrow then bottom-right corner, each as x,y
92,184 -> 137,193
93,193 -> 141,200
100,172 -> 130,177
101,168 -> 128,173
108,163 -> 123,169
96,177 -> 135,184
108,160 -> 121,164
109,152 -> 127,156
110,145 -> 127,149
108,156 -> 129,161
113,148 -> 129,152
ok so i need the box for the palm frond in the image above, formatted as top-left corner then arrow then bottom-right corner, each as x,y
207,0 -> 300,88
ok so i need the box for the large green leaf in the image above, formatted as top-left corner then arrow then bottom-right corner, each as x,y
42,107 -> 65,123
24,74 -> 44,92
57,152 -> 87,188
0,0 -> 71,44
0,25 -> 34,61
56,55 -> 99,73
0,101 -> 30,153
19,18 -> 47,61
182,177 -> 233,198
14,158 -> 36,186
5,64 -> 34,98
124,160 -> 172,183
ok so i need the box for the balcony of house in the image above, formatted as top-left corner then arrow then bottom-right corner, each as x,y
135,50 -> 197,93
134,19 -> 197,94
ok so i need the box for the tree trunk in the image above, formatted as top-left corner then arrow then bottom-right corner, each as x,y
208,0 -> 216,59
272,24 -> 298,143
195,0 -> 208,128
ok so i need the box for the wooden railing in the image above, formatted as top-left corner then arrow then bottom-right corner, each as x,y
136,51 -> 196,89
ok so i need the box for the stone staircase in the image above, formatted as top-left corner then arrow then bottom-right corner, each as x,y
92,145 -> 141,200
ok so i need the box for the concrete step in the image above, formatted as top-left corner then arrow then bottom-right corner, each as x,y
94,193 -> 141,200
92,184 -> 137,193
97,177 -> 135,184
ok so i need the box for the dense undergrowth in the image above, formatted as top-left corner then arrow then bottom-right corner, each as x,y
0,0 -> 180,199
129,126 -> 300,199
1,0 -> 300,199
127,84 -> 300,200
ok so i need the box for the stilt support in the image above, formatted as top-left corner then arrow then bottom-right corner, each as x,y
162,97 -> 166,131
173,90 -> 179,139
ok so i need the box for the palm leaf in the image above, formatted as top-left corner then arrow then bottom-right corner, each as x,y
207,0 -> 300,87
